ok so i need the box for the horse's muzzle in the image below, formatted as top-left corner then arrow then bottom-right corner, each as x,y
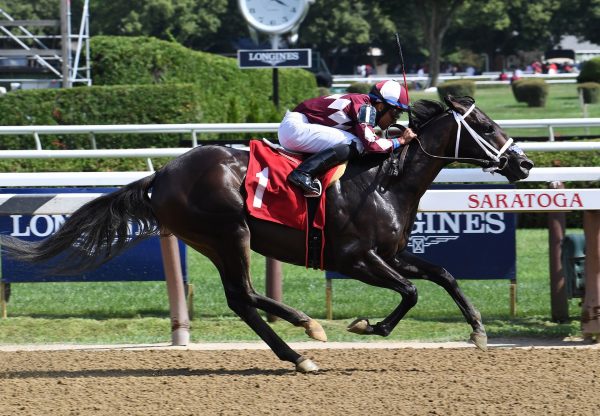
499,154 -> 534,183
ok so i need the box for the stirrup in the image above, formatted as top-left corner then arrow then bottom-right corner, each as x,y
303,180 -> 322,198
288,171 -> 322,197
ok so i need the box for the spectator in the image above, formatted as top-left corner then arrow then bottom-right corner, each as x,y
511,68 -> 523,83
498,70 -> 508,81
531,61 -> 542,74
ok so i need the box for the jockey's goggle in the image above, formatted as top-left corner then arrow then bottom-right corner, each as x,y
369,92 -> 407,121
387,105 -> 404,119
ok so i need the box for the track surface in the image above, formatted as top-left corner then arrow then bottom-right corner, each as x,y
1,340 -> 599,416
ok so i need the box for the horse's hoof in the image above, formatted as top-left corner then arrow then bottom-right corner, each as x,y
470,331 -> 488,351
347,318 -> 371,335
296,358 -> 319,373
303,319 -> 327,342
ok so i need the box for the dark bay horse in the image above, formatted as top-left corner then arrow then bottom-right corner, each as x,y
1,95 -> 533,372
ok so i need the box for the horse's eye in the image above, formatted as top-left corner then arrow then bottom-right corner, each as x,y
485,125 -> 495,134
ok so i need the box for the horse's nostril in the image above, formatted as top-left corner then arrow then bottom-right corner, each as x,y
520,159 -> 534,171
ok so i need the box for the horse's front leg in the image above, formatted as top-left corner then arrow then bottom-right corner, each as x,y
390,250 -> 487,351
343,249 -> 418,337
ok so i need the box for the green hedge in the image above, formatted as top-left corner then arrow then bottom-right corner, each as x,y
577,82 -> 600,104
511,79 -> 548,107
346,82 -> 373,94
437,80 -> 476,100
0,84 -> 206,149
577,57 -> 600,83
90,36 -> 317,122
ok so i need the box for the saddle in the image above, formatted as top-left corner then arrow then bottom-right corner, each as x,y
244,139 -> 345,269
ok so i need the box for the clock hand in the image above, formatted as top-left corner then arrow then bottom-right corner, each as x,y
271,0 -> 289,6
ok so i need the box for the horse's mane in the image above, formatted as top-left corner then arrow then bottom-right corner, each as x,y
408,99 -> 446,134
408,96 -> 476,134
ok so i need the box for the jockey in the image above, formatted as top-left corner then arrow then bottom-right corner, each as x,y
279,80 -> 417,197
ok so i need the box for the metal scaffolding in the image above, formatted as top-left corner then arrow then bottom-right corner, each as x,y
0,0 -> 90,89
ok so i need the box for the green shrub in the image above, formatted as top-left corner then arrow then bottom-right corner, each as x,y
437,80 -> 476,100
346,82 -> 373,94
577,82 -> 600,104
0,84 -> 205,149
317,87 -> 331,97
511,79 -> 527,102
91,35 -> 317,122
576,57 -> 600,83
512,80 -> 548,107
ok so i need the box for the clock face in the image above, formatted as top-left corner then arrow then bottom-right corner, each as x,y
239,0 -> 308,34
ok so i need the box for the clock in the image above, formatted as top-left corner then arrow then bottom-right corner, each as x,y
238,0 -> 312,35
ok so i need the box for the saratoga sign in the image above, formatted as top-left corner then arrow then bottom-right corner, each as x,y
419,188 -> 599,212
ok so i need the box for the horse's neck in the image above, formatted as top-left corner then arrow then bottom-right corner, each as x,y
390,120 -> 455,199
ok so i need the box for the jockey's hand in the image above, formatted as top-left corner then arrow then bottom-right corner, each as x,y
399,127 -> 417,145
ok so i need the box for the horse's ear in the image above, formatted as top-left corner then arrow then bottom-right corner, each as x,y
444,95 -> 471,113
444,94 -> 460,111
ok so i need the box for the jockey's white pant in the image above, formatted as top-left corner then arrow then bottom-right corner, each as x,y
278,111 -> 363,153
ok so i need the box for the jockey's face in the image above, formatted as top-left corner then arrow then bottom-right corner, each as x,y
375,102 -> 400,129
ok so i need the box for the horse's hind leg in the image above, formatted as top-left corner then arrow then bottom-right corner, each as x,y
250,294 -> 327,342
392,250 -> 487,351
187,234 -> 320,372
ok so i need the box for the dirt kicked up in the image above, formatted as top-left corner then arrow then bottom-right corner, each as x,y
0,344 -> 599,416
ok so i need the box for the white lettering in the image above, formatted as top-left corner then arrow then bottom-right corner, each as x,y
411,212 -> 509,234
11,215 -> 30,237
464,213 -> 485,233
248,52 -> 300,66
10,214 -> 69,237
485,213 -> 506,234
30,215 -> 54,237
438,213 -> 461,234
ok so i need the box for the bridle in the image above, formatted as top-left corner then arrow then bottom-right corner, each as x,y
412,103 -> 516,172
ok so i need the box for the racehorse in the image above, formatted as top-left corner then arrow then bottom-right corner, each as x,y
1,95 -> 533,372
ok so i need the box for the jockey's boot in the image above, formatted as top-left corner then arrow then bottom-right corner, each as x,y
288,143 -> 357,197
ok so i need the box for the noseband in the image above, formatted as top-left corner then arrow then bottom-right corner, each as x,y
413,103 -> 515,172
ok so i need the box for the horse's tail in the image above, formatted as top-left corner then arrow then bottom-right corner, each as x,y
0,174 -> 158,274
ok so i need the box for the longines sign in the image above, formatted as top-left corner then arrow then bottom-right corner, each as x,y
328,185 -> 517,281
238,48 -> 312,68
0,188 -> 187,283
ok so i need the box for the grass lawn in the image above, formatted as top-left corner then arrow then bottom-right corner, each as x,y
0,83 -> 594,345
0,229 -> 584,345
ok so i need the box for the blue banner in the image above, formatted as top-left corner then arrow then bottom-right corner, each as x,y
327,185 -> 516,280
0,188 -> 186,283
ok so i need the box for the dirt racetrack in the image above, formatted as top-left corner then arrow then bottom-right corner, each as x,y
1,342 -> 599,416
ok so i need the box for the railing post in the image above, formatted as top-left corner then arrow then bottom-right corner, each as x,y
582,210 -> 600,339
548,181 -> 569,322
33,132 -> 42,150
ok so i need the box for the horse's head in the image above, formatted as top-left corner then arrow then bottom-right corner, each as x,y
442,95 -> 533,183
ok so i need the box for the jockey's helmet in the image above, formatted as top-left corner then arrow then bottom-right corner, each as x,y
368,80 -> 410,111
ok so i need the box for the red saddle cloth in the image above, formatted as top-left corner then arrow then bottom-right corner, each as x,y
244,140 -> 338,269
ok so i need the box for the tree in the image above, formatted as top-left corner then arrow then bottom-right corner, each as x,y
444,0 -> 564,72
409,0 -> 464,86
86,0 -> 228,51
550,0 -> 600,45
297,0 -> 397,74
